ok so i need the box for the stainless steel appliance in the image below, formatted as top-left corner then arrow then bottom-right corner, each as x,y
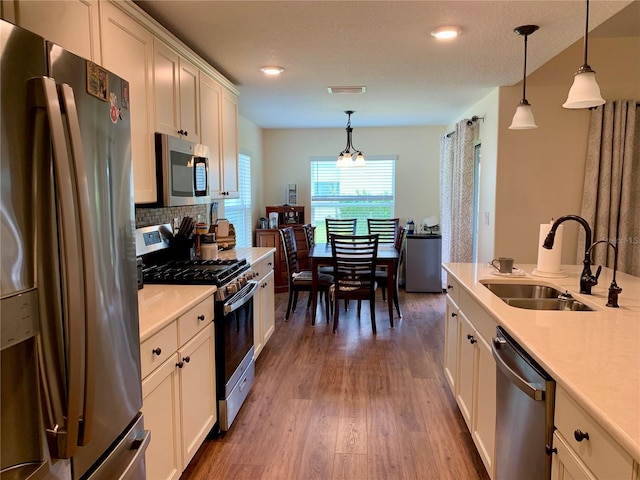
492,326 -> 555,480
404,234 -> 442,292
152,133 -> 211,207
1,19 -> 149,480
136,225 -> 258,432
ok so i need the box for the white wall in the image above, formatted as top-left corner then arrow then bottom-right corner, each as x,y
261,126 -> 446,226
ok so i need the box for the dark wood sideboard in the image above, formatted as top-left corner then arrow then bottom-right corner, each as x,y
255,206 -> 309,293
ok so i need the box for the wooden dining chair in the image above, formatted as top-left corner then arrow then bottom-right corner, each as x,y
330,233 -> 380,334
280,227 -> 334,322
325,218 -> 357,241
303,223 -> 332,276
367,218 -> 399,244
375,226 -> 407,318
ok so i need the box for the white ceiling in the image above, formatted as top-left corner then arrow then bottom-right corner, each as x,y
134,0 -> 638,129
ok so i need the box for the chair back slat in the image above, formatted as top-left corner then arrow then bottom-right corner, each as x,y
367,218 -> 399,244
279,227 -> 300,278
326,218 -> 357,240
330,234 -> 379,293
302,223 -> 315,250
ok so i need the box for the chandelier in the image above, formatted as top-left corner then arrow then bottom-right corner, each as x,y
337,110 -> 365,167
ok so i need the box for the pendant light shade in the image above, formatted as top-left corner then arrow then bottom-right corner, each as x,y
510,101 -> 537,129
337,111 -> 365,167
563,67 -> 605,109
509,25 -> 539,130
563,0 -> 605,109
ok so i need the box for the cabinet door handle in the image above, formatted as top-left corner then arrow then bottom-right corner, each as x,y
183,356 -> 191,363
467,334 -> 477,344
545,444 -> 557,455
447,284 -> 453,290
198,314 -> 205,321
451,312 -> 457,317
574,429 -> 589,442
176,361 -> 184,369
152,347 -> 162,356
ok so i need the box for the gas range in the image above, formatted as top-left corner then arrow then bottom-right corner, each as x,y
142,258 -> 256,300
136,224 -> 256,301
142,258 -> 249,285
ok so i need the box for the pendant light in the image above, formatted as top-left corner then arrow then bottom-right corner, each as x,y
337,111 -> 365,167
509,25 -> 539,130
563,0 -> 605,109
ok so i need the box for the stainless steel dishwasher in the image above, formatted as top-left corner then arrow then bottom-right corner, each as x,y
492,326 -> 556,480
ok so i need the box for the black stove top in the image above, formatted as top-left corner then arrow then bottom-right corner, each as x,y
142,258 -> 248,286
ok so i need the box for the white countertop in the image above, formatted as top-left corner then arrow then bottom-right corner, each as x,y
137,247 -> 276,342
442,262 -> 640,463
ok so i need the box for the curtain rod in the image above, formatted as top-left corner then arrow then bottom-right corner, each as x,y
445,115 -> 484,137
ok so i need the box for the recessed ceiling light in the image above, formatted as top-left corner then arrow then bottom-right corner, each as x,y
260,66 -> 284,75
328,86 -> 366,94
431,26 -> 461,39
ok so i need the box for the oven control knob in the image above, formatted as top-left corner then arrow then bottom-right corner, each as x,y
227,283 -> 238,295
238,276 -> 247,287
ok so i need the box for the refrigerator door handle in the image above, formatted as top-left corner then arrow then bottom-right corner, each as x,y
58,83 -> 97,446
32,76 -> 86,459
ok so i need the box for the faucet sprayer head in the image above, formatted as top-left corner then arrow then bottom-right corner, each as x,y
543,231 -> 556,249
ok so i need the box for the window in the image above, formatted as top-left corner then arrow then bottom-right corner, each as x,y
310,156 -> 396,242
224,152 -> 252,247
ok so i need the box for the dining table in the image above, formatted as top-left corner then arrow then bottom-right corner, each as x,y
308,242 -> 401,327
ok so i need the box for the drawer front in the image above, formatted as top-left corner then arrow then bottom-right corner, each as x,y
178,295 -> 214,346
555,387 -> 633,480
458,288 -> 497,343
253,252 -> 275,282
140,321 -> 178,379
445,273 -> 460,305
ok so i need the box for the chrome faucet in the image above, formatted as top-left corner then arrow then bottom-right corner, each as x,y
542,215 -> 600,294
587,240 -> 622,307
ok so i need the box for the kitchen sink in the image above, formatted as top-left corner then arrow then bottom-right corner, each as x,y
481,282 -> 596,311
502,298 -> 594,311
483,283 -> 563,299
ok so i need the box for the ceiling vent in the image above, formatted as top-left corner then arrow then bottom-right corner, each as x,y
328,86 -> 366,94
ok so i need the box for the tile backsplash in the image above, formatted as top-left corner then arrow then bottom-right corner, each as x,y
135,205 -> 208,229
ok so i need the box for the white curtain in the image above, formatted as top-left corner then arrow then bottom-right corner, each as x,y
578,100 -> 640,276
440,119 -> 478,282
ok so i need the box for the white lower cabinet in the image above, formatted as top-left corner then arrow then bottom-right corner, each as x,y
142,353 -> 182,480
253,253 -> 275,358
443,294 -> 459,392
551,386 -> 633,480
141,295 -> 216,478
443,273 -> 496,479
551,431 -> 597,480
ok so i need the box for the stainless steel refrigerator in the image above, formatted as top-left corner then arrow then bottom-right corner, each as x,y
1,19 -> 149,480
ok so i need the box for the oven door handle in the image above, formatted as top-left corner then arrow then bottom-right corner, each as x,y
223,281 -> 259,316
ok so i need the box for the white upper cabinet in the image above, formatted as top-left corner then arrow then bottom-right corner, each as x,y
199,72 -> 222,196
100,0 -> 156,204
154,38 -> 200,143
2,0 -> 101,62
219,88 -> 239,198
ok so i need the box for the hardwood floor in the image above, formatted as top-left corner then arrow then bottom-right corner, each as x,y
180,289 -> 490,480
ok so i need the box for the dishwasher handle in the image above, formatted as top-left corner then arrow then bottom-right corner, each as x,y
492,337 -> 546,401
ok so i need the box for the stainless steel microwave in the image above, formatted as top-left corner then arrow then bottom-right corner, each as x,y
154,133 -> 211,207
